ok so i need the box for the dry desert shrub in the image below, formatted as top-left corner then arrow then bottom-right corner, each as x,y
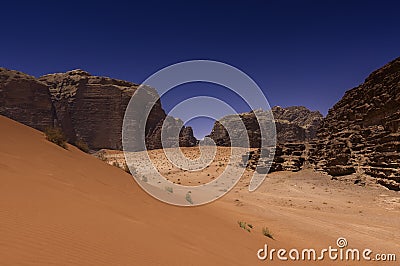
262,227 -> 274,239
75,138 -> 89,153
238,221 -> 252,232
44,127 -> 67,149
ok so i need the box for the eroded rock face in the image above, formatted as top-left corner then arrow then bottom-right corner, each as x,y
243,143 -> 308,173
38,70 -> 197,151
179,126 -> 198,147
0,68 -> 196,151
272,106 -> 323,141
39,70 -> 143,150
0,68 -> 55,131
207,106 -> 322,147
310,57 -> 400,190
145,116 -> 198,150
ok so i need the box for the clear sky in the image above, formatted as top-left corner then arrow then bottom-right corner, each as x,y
2,0 -> 399,138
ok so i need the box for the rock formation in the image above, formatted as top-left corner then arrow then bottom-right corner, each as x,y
0,68 -> 55,131
206,110 -> 270,148
1,57 -> 398,191
145,115 -> 198,150
309,57 -> 400,190
272,106 -> 323,141
209,106 -> 321,176
233,58 -> 399,192
243,143 -> 307,173
38,69 -> 144,150
207,106 -> 322,147
0,68 -> 196,151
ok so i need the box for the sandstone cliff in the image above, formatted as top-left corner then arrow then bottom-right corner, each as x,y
272,106 -> 323,141
309,57 -> 400,190
38,70 -> 144,150
207,106 -> 322,147
0,68 -> 196,151
145,115 -> 198,150
243,143 -> 307,173
0,68 -> 55,131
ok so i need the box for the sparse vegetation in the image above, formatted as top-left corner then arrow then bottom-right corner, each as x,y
44,127 -> 67,149
262,227 -> 274,239
141,175 -> 148,182
238,221 -> 245,228
238,221 -> 252,232
74,138 -> 89,152
165,186 -> 173,193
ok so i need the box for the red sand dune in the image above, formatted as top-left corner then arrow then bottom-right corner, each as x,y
0,115 -> 266,265
1,115 -> 399,265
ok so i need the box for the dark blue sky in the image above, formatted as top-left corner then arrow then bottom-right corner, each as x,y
2,0 -> 400,138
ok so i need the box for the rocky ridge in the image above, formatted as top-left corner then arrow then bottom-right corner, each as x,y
309,57 -> 400,190
0,68 -> 196,151
207,106 -> 323,147
272,106 -> 323,141
0,68 -> 55,131
210,58 -> 399,191
39,69 -> 146,150
208,106 -> 323,178
1,58 -> 399,191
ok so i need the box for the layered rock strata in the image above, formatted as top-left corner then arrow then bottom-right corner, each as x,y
0,68 -> 55,131
207,106 -> 322,147
309,57 -> 400,190
0,68 -> 196,151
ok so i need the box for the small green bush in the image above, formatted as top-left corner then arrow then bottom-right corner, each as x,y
44,127 -> 67,149
165,186 -> 173,193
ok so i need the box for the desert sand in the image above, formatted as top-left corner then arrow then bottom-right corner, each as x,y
1,115 -> 399,265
